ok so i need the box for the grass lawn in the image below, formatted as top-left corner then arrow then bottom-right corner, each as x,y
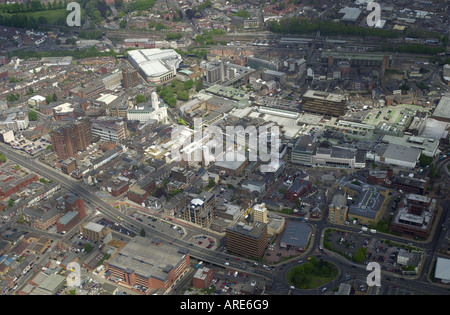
2,9 -> 69,25
27,9 -> 68,24
287,257 -> 339,290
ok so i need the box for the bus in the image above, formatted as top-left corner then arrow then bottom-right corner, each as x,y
195,261 -> 203,269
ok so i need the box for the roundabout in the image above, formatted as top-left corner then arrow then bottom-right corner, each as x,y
286,256 -> 339,291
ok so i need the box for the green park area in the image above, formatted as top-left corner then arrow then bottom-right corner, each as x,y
287,256 -> 339,290
0,9 -> 69,28
23,9 -> 68,24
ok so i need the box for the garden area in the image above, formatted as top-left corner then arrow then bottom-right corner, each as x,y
156,79 -> 201,108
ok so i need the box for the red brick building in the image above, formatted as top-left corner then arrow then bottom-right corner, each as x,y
64,194 -> 86,219
106,237 -> 190,294
56,211 -> 80,233
285,178 -> 312,203
61,159 -> 76,175
56,195 -> 87,233
0,173 -> 38,200
51,117 -> 92,160
192,267 -> 213,289
127,185 -> 149,204
367,169 -> 394,185
105,180 -> 129,197
127,180 -> 156,204
390,194 -> 437,239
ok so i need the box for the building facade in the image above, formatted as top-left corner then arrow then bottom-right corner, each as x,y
122,67 -> 139,89
328,193 -> 348,224
192,267 -> 214,289
391,194 -> 437,239
226,222 -> 268,259
301,90 -> 346,117
80,222 -> 112,243
180,192 -> 215,227
91,118 -> 126,142
106,236 -> 190,294
51,117 -> 92,160
291,135 -> 316,166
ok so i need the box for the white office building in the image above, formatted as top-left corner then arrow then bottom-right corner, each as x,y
126,92 -> 167,123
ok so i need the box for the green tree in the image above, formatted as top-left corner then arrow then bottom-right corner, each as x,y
232,10 -> 250,18
25,87 -> 34,95
140,228 -> 146,237
136,94 -> 146,103
84,243 -> 92,253
195,79 -> 203,92
28,110 -> 38,121
176,90 -> 189,101
166,33 -> 182,41
167,96 -> 177,107
419,154 -> 433,167
155,22 -> 167,30
184,79 -> 194,90
6,94 -> 19,102
353,247 -> 367,263
207,179 -> 216,189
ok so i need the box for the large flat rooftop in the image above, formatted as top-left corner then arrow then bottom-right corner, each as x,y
432,95 -> 450,121
303,90 -> 345,103
107,236 -> 188,281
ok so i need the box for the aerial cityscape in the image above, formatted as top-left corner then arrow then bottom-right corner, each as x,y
0,0 -> 448,301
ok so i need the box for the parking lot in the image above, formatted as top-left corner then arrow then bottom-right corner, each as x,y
326,229 -> 422,274
211,182 -> 236,207
10,136 -> 50,156
97,218 -> 134,238
189,234 -> 217,250
70,232 -> 102,254
211,276 -> 247,295
128,211 -> 185,239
